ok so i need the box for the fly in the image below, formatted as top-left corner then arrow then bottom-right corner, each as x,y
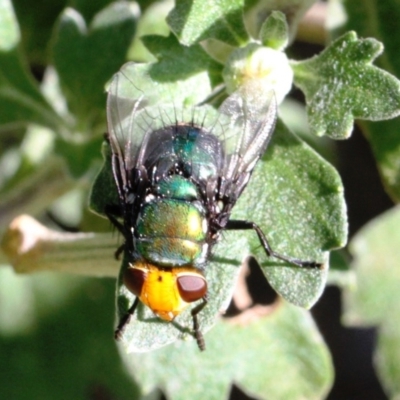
104,64 -> 322,351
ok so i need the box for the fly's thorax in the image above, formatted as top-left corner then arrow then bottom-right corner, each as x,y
172,125 -> 221,181
135,177 -> 209,267
123,260 -> 207,321
143,124 -> 223,182
155,175 -> 198,200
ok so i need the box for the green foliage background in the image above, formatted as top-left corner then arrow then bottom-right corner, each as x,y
0,0 -> 399,399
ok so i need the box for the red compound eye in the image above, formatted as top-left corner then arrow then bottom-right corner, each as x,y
123,267 -> 146,296
177,274 -> 207,303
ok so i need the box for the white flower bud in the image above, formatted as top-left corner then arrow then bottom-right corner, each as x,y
223,43 -> 293,104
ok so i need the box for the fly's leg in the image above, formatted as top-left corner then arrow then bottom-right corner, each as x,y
105,208 -> 128,259
225,220 -> 322,269
114,243 -> 125,260
114,297 -> 139,341
191,297 -> 208,351
105,208 -> 125,235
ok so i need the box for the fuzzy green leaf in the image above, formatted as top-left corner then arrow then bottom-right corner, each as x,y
89,141 -> 118,217
0,271 -> 141,399
244,0 -> 317,42
54,135 -> 103,178
128,0 -> 172,62
343,206 -> 400,398
52,3 -> 138,133
335,0 -> 400,73
167,0 -> 249,46
141,33 -> 222,85
233,120 -> 347,308
121,303 -> 333,400
338,0 -> 400,201
0,0 -> 64,132
259,10 -> 289,50
361,118 -> 400,201
103,61 -> 212,111
291,31 -> 400,139
11,0 -> 66,65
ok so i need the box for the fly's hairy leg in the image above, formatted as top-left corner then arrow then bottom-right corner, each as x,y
191,297 -> 208,351
225,220 -> 322,269
115,297 -> 140,341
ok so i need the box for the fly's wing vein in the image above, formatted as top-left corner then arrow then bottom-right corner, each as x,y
216,83 -> 277,201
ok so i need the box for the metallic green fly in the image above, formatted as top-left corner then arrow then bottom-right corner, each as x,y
102,64 -> 321,350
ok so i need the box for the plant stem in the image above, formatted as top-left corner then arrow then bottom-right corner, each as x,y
1,214 -> 120,277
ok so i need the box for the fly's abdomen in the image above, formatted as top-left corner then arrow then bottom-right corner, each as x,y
136,199 -> 208,267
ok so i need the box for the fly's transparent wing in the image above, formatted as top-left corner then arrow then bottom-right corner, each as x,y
107,66 -> 152,184
107,64 -> 178,184
107,62 -> 214,192
211,83 -> 278,200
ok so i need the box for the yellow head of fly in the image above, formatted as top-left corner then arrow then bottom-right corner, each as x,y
123,260 -> 207,321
